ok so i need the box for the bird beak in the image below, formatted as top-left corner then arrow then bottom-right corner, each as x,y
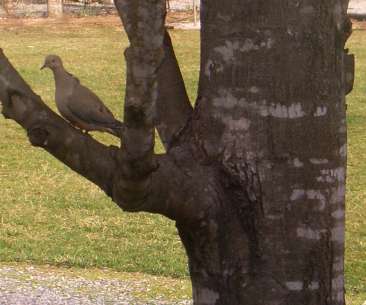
40,63 -> 46,70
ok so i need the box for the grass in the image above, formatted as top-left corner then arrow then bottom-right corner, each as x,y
0,19 -> 365,304
344,27 -> 366,305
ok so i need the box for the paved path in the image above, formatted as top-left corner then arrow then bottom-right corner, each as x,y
0,265 -> 192,305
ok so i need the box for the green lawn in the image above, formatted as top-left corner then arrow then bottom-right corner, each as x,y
344,28 -> 366,305
0,20 -> 365,304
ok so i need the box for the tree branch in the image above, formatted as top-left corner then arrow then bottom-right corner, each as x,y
0,12 -> 206,224
156,31 -> 193,149
102,3 -> 207,222
0,49 -> 118,196
113,0 -> 167,208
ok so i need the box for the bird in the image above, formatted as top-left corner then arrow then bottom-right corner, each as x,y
41,54 -> 123,137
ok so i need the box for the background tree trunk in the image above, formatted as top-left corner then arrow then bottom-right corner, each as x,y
48,0 -> 63,17
0,0 -> 353,304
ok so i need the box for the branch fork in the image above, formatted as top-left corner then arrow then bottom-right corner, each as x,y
0,0 -> 199,223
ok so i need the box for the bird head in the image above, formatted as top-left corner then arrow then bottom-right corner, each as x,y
41,55 -> 63,71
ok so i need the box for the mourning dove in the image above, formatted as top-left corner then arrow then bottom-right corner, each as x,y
41,54 -> 123,137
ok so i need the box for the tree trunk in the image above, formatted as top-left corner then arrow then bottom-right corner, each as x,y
175,1 -> 352,304
2,0 -> 15,16
0,0 -> 353,304
48,0 -> 63,17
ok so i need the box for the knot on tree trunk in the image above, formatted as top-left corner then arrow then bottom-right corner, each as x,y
27,126 -> 50,147
344,51 -> 354,95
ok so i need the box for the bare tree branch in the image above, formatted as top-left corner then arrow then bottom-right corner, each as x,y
0,49 -> 206,223
0,3 -> 207,224
113,0 -> 167,207
156,31 -> 193,149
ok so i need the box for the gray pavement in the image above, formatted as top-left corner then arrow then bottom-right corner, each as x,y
0,266 -> 192,305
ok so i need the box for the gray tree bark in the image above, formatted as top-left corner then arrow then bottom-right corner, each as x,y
0,0 -> 354,304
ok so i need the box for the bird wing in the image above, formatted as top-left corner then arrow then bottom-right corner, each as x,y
66,83 -> 119,127
67,72 -> 80,84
